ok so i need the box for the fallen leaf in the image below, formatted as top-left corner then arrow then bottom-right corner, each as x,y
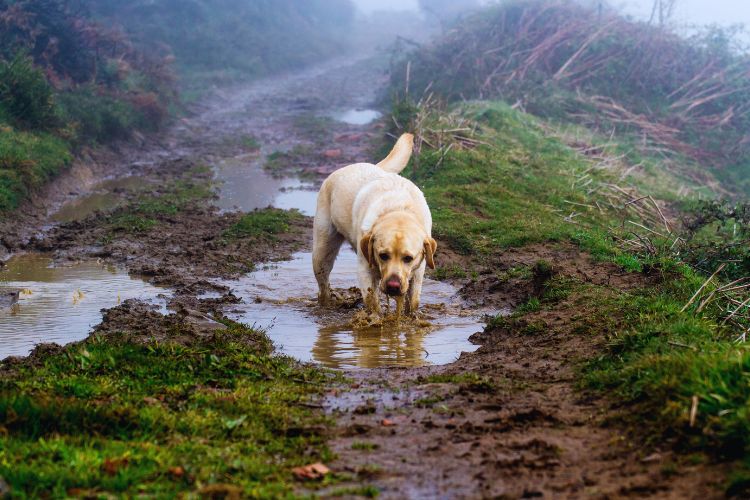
101,457 -> 128,476
381,418 -> 397,427
223,415 -> 247,430
292,462 -> 330,481
322,149 -> 342,159
168,466 -> 185,478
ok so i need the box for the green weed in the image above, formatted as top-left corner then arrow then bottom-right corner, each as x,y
0,127 -> 72,212
224,208 -> 303,240
351,442 -> 380,452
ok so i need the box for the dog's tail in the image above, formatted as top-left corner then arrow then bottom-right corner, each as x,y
376,133 -> 414,174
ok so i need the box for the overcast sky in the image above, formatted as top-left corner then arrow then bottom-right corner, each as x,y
352,0 -> 750,29
620,0 -> 750,28
352,0 -> 419,14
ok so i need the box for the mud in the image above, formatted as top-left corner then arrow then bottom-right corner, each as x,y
321,248 -> 728,499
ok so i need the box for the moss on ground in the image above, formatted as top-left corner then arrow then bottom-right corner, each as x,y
102,165 -> 215,237
223,208 -> 304,240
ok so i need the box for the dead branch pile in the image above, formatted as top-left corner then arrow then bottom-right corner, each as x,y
394,0 -> 750,169
390,92 -> 486,173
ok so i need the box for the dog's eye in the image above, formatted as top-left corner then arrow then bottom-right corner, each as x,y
379,253 -> 390,261
403,255 -> 414,263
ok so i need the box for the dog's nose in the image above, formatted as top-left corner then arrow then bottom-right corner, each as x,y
385,276 -> 401,296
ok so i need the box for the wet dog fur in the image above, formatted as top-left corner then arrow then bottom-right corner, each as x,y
313,133 -> 437,315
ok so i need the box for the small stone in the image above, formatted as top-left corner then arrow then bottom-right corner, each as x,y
641,452 -> 662,463
322,149 -> 342,159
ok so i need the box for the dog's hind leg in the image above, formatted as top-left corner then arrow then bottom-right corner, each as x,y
313,203 -> 344,306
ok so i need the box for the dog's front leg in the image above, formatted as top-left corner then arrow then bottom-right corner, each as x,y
357,260 -> 381,315
407,263 -> 426,315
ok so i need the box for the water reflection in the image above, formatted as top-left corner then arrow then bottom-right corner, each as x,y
330,108 -> 382,126
213,155 -> 319,215
0,253 -> 167,359
51,176 -> 152,223
217,249 -> 491,369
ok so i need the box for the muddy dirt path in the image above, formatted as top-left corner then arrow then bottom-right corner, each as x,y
1,54 -> 490,369
0,54 -> 728,498
320,248 -> 728,498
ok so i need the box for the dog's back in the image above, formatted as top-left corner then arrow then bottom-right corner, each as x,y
316,134 -> 423,246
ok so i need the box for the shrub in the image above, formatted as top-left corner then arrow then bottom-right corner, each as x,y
0,53 -> 57,130
0,129 -> 71,211
57,88 -> 142,143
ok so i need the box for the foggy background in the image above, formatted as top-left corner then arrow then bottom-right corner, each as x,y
354,0 -> 750,30
622,0 -> 750,28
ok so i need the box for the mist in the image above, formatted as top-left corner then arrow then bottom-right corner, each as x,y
353,0 -> 420,14
621,0 -> 750,28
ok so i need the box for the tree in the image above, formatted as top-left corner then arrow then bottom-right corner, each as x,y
649,0 -> 677,26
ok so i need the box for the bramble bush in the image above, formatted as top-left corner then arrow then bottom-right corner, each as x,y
0,53 -> 57,130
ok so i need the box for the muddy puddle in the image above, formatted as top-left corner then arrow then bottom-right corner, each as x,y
330,108 -> 382,125
0,253 -> 167,359
51,176 -> 153,223
213,249 -> 498,369
213,155 -> 319,215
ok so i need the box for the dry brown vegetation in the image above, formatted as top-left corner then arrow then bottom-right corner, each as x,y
393,0 -> 750,190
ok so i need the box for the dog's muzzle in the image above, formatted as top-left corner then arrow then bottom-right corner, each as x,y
384,276 -> 402,296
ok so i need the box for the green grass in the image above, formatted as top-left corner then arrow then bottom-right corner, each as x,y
351,441 -> 380,452
223,208 -> 304,240
0,125 -> 72,212
409,103 -> 615,253
559,266 -> 750,495
432,265 -> 469,280
101,165 -> 214,235
0,323 -> 335,497
402,100 -> 750,493
263,145 -> 319,180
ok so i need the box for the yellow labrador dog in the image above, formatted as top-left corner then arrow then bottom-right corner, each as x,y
313,133 -> 437,315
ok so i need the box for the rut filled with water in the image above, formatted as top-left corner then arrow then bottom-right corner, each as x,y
0,254 -> 167,358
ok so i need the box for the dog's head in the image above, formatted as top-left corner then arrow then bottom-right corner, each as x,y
359,212 -> 437,297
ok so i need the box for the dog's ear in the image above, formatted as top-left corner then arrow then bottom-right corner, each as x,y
359,232 -> 376,268
423,238 -> 437,269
